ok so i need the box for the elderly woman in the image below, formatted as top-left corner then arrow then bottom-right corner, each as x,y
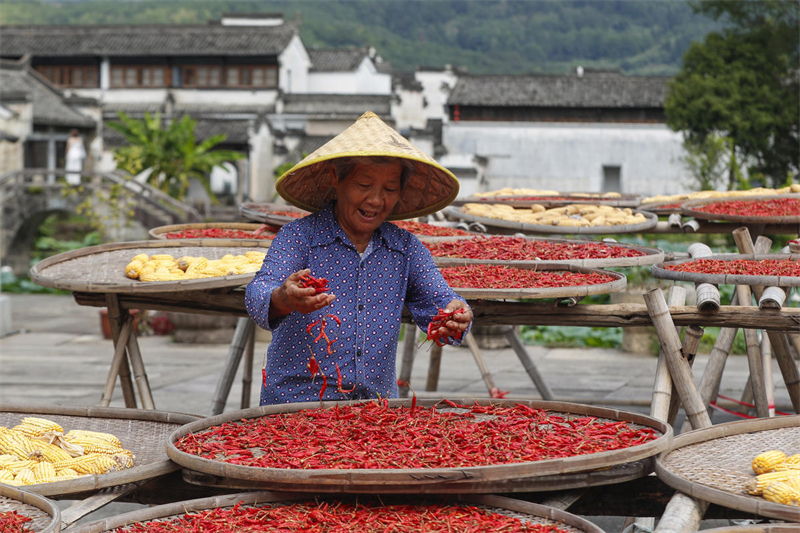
246,112 -> 473,405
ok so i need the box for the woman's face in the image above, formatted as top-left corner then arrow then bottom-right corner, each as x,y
333,161 -> 403,242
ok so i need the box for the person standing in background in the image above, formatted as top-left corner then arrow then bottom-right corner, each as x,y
64,129 -> 86,185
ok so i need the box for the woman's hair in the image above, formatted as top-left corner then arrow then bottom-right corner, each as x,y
69,129 -> 79,137
331,156 -> 415,189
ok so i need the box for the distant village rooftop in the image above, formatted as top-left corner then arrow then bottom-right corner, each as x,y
308,48 -> 372,72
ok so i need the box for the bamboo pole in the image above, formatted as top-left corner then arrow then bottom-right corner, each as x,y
737,284 -> 770,418
762,333 -> 775,417
643,289 -> 712,429
397,324 -> 417,398
654,492 -> 709,533
209,317 -> 255,416
99,314 -> 133,407
667,325 -> 704,427
125,328 -> 155,410
464,331 -> 497,395
104,294 -> 137,408
651,287 -> 687,422
505,327 -> 555,400
425,344 -> 443,392
240,325 -> 255,409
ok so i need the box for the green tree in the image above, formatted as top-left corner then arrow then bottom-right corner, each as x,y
681,134 -> 734,191
106,112 -> 244,201
665,0 -> 799,189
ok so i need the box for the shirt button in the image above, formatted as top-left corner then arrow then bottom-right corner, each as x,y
357,350 -> 362,357
358,304 -> 364,311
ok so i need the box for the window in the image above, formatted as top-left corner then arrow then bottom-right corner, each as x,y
35,66 -> 98,88
225,65 -> 278,88
182,66 -> 222,88
602,165 -> 622,193
110,66 -> 169,88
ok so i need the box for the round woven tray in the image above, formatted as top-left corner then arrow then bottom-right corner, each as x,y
444,207 -> 659,235
29,240 -> 270,293
655,415 -> 800,521
639,201 -> 685,216
680,194 -> 800,224
148,222 -> 279,241
0,485 -> 60,533
70,491 -> 604,533
0,404 -> 199,497
428,236 -> 665,268
444,263 -> 626,300
239,202 -> 309,226
651,253 -> 800,287
166,398 -> 671,494
701,526 -> 800,533
454,193 -> 642,208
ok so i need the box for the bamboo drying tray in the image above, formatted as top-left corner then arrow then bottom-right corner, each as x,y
639,201 -> 685,216
655,415 -> 800,521
445,263 -> 626,300
0,485 -> 60,533
443,206 -> 659,235
454,193 -> 642,208
29,240 -> 270,293
429,235 -> 665,268
71,491 -> 604,533
166,398 -> 671,494
239,202 -> 309,226
680,194 -> 800,224
701,526 -> 800,533
0,404 -> 199,497
148,222 -> 279,241
651,253 -> 800,287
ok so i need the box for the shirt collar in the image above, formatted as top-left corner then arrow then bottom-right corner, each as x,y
311,203 -> 406,255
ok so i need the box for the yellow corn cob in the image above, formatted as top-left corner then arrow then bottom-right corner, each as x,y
786,475 -> 800,493
753,450 -> 788,474
0,454 -> 19,465
0,470 -> 14,482
762,481 -> 800,506
64,430 -> 122,448
29,441 -> 73,463
150,254 -> 174,261
14,468 -> 35,485
12,417 -> 63,438
785,454 -> 800,469
0,432 -> 36,460
4,460 -> 38,475
53,453 -> 119,475
132,253 -> 149,263
746,470 -> 800,495
55,467 -> 80,478
64,438 -> 122,456
2,478 -> 24,486
125,260 -> 144,279
112,452 -> 135,469
32,461 -> 56,481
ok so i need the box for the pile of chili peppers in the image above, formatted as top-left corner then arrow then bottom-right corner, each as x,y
440,264 -> 615,289
425,236 -> 645,261
391,220 -> 471,236
163,226 -> 277,240
426,307 -> 466,346
0,511 -> 32,533
256,207 -> 308,218
175,399 -> 658,469
663,259 -> 800,277
111,501 -> 570,533
694,198 -> 800,217
298,274 -> 330,294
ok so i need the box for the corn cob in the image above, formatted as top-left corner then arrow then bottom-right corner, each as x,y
0,432 -> 36,460
3,460 -> 38,475
125,260 -> 144,279
762,481 -> 800,506
746,470 -> 800,495
29,441 -> 73,463
752,450 -> 788,475
112,452 -> 135,469
55,467 -> 80,478
2,478 -> 24,486
14,468 -> 35,485
12,417 -> 63,438
64,430 -> 122,448
132,253 -> 149,263
0,469 -> 14,482
0,454 -> 19,465
53,453 -> 119,475
150,254 -> 174,261
785,454 -> 800,469
786,475 -> 800,493
32,461 -> 56,481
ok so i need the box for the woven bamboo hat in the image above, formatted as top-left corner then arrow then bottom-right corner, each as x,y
275,111 -> 459,220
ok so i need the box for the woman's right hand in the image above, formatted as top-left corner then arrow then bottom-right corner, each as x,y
269,269 -> 335,319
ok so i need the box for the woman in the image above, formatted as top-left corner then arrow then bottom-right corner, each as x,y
64,129 -> 86,185
246,112 -> 473,405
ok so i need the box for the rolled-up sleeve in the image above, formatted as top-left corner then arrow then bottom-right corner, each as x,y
245,224 -> 308,331
404,237 -> 472,346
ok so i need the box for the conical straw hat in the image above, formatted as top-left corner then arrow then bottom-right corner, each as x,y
275,111 -> 459,220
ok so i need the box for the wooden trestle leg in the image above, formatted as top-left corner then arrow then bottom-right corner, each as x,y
209,317 -> 255,416
103,293 -> 137,408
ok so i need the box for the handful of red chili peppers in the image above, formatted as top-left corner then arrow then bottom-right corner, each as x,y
298,273 -> 330,294
0,511 -> 32,533
110,500 -> 570,533
427,307 -> 467,347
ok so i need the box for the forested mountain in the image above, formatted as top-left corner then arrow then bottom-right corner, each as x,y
0,0 -> 725,75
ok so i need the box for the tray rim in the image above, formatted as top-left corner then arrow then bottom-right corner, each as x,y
239,202 -> 309,226
427,235 -> 665,268
654,415 -> 800,521
29,240 -> 270,294
651,253 -> 800,287
148,222 -> 279,241
0,403 -> 200,497
165,398 -> 671,494
443,263 -> 627,300
444,207 -> 659,234
680,194 -> 800,224
454,193 -> 642,208
0,485 -> 61,533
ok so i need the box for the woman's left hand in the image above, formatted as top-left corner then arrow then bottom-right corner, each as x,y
437,299 -> 473,339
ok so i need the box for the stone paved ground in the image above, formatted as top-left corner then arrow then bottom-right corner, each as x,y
1,293 -> 788,530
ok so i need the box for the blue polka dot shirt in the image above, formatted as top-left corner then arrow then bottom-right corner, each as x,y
245,203 -> 471,405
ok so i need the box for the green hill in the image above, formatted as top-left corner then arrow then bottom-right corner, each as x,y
0,0 -> 724,75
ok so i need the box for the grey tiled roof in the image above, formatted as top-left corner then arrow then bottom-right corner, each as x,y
0,62 -> 95,127
308,48 -> 368,72
448,71 -> 670,108
393,72 -> 423,92
103,103 -> 274,118
0,24 -> 296,57
282,94 -> 391,117
104,116 -> 252,147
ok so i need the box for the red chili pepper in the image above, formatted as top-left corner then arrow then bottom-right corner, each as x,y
0,511 -> 33,533
335,363 -> 356,394
319,373 -> 328,401
391,220 -> 471,237
426,308 -> 467,346
298,274 -> 330,294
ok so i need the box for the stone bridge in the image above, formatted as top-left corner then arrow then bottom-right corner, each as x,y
0,169 -> 202,276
